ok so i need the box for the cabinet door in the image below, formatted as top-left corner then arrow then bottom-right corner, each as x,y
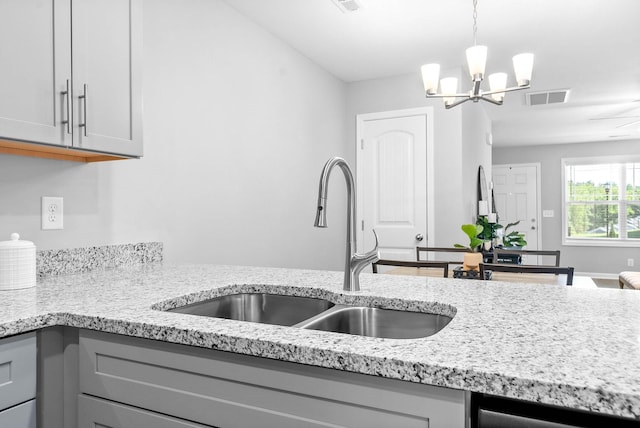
80,330 -> 465,428
71,0 -> 143,157
0,399 -> 36,428
0,332 -> 36,411
0,0 -> 72,147
78,395 -> 211,428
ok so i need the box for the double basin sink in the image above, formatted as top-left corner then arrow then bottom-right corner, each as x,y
167,293 -> 452,339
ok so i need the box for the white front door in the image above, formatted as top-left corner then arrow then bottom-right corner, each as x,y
356,108 -> 434,265
492,164 -> 541,262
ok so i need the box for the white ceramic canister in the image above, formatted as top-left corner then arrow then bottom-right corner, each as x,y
0,233 -> 36,290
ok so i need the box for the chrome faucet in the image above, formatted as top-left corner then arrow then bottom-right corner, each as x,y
314,157 -> 379,292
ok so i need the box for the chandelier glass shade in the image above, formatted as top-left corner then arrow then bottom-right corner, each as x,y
421,0 -> 534,109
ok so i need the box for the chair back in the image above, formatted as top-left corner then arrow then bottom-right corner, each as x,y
372,259 -> 449,278
493,249 -> 561,266
415,247 -> 467,267
479,263 -> 574,285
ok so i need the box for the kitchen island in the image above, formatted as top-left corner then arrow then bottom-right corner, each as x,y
2,263 -> 640,425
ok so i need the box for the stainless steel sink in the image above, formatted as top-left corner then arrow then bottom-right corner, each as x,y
167,293 -> 334,326
296,305 -> 452,339
165,292 -> 453,339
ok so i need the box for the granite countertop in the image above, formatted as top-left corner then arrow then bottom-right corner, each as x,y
1,263 -> 639,420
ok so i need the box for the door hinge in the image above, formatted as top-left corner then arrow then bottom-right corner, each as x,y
361,220 -> 364,231
360,139 -> 364,150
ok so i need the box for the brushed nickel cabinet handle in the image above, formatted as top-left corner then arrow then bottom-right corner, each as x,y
78,83 -> 88,137
61,79 -> 71,134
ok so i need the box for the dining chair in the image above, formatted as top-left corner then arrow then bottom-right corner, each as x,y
372,259 -> 449,278
492,249 -> 561,266
479,263 -> 574,285
415,247 -> 468,266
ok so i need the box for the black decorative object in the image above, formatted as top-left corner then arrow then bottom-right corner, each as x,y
453,267 -> 492,280
495,253 -> 522,264
477,165 -> 488,208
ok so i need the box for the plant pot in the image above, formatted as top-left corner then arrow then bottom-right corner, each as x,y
463,252 -> 483,271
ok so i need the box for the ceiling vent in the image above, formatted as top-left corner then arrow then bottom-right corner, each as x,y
331,0 -> 362,13
526,89 -> 570,106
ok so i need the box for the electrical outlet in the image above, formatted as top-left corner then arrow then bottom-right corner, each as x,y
42,197 -> 63,230
628,258 -> 635,267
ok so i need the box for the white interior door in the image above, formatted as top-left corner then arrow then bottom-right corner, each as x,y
356,108 -> 434,265
492,164 -> 541,261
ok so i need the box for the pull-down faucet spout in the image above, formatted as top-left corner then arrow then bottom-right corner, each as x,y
314,157 -> 379,292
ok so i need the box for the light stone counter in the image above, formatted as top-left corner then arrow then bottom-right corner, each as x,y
1,263 -> 639,420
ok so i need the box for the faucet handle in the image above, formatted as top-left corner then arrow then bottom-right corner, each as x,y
365,229 -> 380,261
350,229 -> 380,284
371,228 -> 379,247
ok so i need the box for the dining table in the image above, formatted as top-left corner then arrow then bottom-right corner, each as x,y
385,266 -> 597,288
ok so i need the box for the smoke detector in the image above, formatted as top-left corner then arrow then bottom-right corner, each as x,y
526,89 -> 570,106
331,0 -> 362,13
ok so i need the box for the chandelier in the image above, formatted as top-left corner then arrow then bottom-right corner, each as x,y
420,0 -> 534,109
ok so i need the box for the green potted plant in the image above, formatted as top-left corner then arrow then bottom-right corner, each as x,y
502,221 -> 527,248
476,215 -> 503,250
454,224 -> 485,271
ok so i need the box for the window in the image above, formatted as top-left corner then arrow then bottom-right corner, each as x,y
563,157 -> 640,246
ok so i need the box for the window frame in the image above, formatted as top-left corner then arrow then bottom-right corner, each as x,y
562,155 -> 640,247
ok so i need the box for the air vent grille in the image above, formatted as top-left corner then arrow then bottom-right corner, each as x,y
331,0 -> 361,13
526,90 -> 570,106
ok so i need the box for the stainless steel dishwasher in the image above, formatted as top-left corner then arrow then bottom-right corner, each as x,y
471,394 -> 640,428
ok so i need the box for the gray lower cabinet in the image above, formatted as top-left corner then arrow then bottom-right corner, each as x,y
78,395 -> 210,428
78,330 -> 466,428
0,332 -> 37,428
0,399 -> 36,428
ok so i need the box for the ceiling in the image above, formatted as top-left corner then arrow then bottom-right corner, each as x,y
221,0 -> 640,147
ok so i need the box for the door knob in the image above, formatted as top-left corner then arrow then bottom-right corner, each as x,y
415,234 -> 424,241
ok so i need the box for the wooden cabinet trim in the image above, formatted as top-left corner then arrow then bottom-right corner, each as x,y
0,139 -> 134,163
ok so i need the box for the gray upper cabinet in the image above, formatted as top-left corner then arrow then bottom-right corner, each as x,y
71,0 -> 143,157
0,0 -> 142,161
0,0 -> 72,148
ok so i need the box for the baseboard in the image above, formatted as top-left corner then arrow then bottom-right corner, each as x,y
578,272 -> 619,280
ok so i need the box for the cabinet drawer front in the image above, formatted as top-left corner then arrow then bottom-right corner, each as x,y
80,330 -> 465,428
78,395 -> 211,428
0,332 -> 36,411
0,398 -> 36,428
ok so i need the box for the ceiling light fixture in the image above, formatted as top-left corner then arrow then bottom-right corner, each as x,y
420,0 -> 534,109
330,0 -> 361,13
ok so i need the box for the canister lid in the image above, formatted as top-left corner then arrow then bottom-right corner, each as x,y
0,233 -> 35,249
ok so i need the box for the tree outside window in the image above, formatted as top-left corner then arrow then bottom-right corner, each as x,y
564,160 -> 640,244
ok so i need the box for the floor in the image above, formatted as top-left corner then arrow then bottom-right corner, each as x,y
592,278 -> 620,289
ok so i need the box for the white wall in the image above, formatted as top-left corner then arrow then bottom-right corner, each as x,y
0,1 -> 493,271
493,139 -> 640,275
0,0 -> 349,271
346,71 -> 492,248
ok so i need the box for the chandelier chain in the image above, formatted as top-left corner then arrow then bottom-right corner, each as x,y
472,0 -> 478,46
